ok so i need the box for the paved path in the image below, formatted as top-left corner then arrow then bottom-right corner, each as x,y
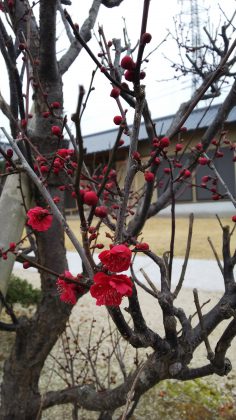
14,251 -> 230,292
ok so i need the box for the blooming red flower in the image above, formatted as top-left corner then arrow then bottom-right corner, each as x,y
56,271 -> 84,305
99,244 -> 132,272
232,215 -> 236,222
56,271 -> 78,305
27,206 -> 53,231
90,272 -> 133,306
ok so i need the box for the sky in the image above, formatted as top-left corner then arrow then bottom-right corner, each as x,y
1,0 -> 236,137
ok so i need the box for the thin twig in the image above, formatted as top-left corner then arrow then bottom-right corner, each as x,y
140,268 -> 160,298
173,213 -> 194,298
193,289 -> 214,361
207,236 -> 224,275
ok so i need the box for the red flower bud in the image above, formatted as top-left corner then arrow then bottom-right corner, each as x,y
23,261 -> 31,269
19,43 -> 26,51
195,143 -> 203,151
40,165 -> 49,173
51,101 -> 61,109
21,119 -> 27,128
124,70 -> 135,82
212,194 -> 220,201
83,191 -> 98,206
110,87 -> 120,98
175,143 -> 183,152
9,242 -> 16,251
113,115 -> 123,125
154,157 -> 161,165
133,152 -> 141,161
198,157 -> 209,165
160,136 -> 170,148
201,175 -> 210,183
144,171 -> 155,182
95,206 -> 108,218
51,126 -> 61,136
6,149 -> 13,158
142,32 -> 152,44
183,169 -> 191,178
135,242 -> 149,251
232,215 -> 236,222
120,55 -> 135,70
42,111 -> 51,118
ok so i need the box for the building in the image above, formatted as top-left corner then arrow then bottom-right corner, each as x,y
81,103 -> 236,211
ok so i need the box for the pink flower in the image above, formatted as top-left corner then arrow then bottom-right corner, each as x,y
27,206 -> 53,231
99,244 -> 132,272
90,272 -> 133,306
56,271 -> 82,305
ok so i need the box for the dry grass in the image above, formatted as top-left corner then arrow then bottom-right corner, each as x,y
65,215 -> 236,259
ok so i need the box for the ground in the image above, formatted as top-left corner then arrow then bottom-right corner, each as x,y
1,215 -> 236,418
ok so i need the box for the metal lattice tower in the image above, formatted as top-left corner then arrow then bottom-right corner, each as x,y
178,0 -> 202,94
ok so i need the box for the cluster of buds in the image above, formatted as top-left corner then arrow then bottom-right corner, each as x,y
0,242 -> 17,261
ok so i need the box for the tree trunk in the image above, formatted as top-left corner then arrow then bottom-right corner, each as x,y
0,73 -> 73,418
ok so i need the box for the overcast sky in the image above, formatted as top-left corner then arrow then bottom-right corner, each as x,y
60,0 -> 236,135
1,0 -> 236,137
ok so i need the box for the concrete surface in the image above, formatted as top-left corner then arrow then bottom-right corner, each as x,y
14,251 -> 231,292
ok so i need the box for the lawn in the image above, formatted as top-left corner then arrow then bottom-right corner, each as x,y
65,215 -> 236,260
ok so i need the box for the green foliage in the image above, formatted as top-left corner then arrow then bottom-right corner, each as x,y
134,378 -> 236,419
6,274 -> 41,307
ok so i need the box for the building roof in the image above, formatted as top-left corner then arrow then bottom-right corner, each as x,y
83,103 -> 236,155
